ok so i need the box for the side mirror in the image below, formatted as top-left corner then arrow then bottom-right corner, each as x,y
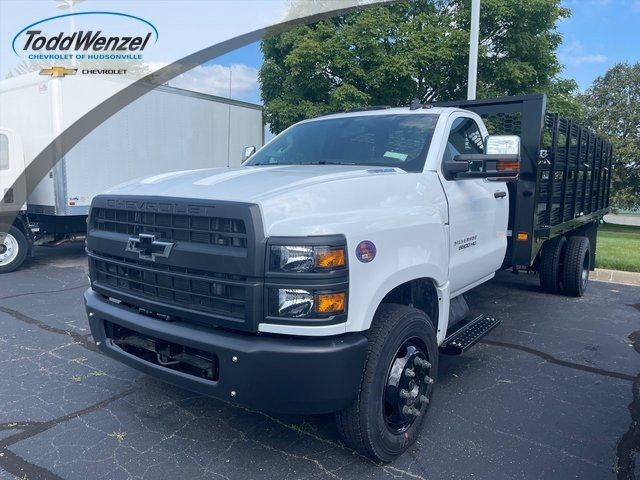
242,146 -> 257,161
443,135 -> 520,181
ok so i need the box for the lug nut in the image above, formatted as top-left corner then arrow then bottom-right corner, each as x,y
405,368 -> 416,378
400,389 -> 410,399
424,375 -> 434,385
419,395 -> 429,405
414,358 -> 431,369
402,405 -> 421,417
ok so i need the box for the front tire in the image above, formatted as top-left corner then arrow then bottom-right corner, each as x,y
0,225 -> 28,274
335,304 -> 438,462
562,236 -> 590,297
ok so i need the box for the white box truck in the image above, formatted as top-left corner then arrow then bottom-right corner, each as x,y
0,73 -> 263,272
81,95 -> 612,462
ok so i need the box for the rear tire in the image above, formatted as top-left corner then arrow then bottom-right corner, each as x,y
562,236 -> 590,297
0,225 -> 28,274
335,304 -> 438,462
539,235 -> 567,293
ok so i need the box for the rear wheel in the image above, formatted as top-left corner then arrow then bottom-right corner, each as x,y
539,235 -> 567,293
0,225 -> 28,274
335,304 -> 438,462
562,236 -> 590,297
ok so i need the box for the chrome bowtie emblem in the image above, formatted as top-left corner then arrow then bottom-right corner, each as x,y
125,233 -> 174,261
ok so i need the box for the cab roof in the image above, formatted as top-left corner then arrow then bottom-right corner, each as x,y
303,105 -> 457,123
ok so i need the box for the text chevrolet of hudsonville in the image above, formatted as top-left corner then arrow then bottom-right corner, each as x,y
83,95 -> 611,461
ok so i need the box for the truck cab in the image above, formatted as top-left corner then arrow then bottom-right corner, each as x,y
84,98 -> 608,462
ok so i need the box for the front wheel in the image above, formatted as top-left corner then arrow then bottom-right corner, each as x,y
0,225 -> 28,274
335,304 -> 438,462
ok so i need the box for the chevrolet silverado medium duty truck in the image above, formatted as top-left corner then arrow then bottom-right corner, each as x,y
83,94 -> 612,462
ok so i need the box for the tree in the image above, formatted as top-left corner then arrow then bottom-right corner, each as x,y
581,63 -> 640,210
260,0 -> 580,133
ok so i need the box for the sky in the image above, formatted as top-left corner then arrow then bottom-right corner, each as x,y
1,1 -> 638,106
184,0 -> 640,104
558,0 -> 640,90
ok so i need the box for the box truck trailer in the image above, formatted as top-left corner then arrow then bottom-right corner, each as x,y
0,73 -> 264,272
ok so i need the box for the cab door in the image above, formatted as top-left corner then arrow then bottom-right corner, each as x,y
0,129 -> 27,215
438,114 -> 508,295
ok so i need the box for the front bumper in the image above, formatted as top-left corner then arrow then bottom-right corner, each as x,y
85,289 -> 368,414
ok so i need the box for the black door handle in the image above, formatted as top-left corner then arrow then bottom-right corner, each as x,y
494,191 -> 507,198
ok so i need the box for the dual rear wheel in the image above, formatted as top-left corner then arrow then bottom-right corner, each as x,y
539,234 -> 591,297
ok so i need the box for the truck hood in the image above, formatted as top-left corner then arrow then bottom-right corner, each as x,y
102,164 -> 444,237
104,165 -> 404,203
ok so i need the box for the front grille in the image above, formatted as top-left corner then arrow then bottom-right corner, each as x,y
92,207 -> 247,249
90,252 -> 247,320
87,196 -> 266,332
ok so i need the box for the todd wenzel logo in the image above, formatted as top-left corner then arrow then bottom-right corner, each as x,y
12,11 -> 158,76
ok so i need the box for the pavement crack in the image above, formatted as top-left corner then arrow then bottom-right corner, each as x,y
0,387 -> 137,480
0,305 -> 98,353
615,330 -> 640,479
236,405 -> 427,480
0,283 -> 87,301
480,339 -> 635,382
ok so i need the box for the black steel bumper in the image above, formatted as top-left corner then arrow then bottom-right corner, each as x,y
85,289 -> 368,414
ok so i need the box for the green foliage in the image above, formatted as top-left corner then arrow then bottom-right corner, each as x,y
581,63 -> 640,210
260,0 -> 580,133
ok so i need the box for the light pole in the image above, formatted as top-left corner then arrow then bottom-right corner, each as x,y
467,0 -> 480,100
55,0 -> 85,66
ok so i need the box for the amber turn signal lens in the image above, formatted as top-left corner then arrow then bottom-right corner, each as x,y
516,232 -> 529,241
315,248 -> 346,269
314,292 -> 346,314
496,160 -> 520,172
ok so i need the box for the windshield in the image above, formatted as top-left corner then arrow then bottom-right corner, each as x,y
246,114 -> 438,172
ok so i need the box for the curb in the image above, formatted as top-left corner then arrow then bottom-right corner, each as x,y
592,268 -> 640,287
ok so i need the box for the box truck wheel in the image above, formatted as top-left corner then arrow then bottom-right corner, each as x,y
562,236 -> 590,297
0,225 -> 28,274
539,235 -> 567,293
335,304 -> 438,462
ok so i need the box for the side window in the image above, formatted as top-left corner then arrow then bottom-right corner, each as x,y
442,117 -> 484,163
0,134 -> 8,170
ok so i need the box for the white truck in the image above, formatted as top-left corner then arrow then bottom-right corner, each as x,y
0,73 -> 263,273
82,95 -> 612,461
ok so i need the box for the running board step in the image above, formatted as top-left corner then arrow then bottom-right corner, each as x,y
440,315 -> 500,355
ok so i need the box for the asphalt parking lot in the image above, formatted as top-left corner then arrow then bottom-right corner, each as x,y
1,244 -> 639,480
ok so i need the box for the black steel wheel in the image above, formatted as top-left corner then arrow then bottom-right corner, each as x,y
383,339 -> 433,433
562,236 -> 590,297
539,235 -> 567,293
336,304 -> 438,462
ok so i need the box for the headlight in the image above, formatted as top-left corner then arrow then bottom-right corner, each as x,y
269,245 -> 346,273
274,288 -> 314,317
269,288 -> 346,318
